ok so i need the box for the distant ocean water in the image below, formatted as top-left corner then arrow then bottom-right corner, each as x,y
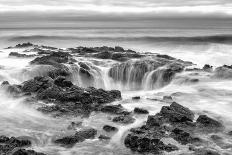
1,26 -> 232,66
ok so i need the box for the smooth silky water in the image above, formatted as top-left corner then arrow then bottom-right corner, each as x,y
1,33 -> 232,154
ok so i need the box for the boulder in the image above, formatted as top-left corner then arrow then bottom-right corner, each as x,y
103,125 -> 118,132
203,64 -> 213,72
134,108 -> 149,114
99,104 -> 129,115
9,52 -> 35,58
112,115 -> 135,124
98,135 -> 111,140
196,115 -> 223,131
160,102 -> 194,123
0,136 -> 32,154
12,149 -> 46,155
132,96 -> 140,100
54,128 -> 97,147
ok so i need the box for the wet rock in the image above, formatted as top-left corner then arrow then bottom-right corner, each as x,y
156,54 -> 175,60
1,81 -> 9,85
30,52 -> 72,79
9,52 -> 35,58
203,64 -> 213,72
98,135 -> 111,140
124,132 -> 178,154
134,107 -> 149,114
1,81 -> 22,95
170,128 -> 199,145
12,149 -> 46,155
54,76 -> 73,88
160,102 -> 194,123
93,51 -> 112,59
103,125 -> 118,132
99,104 -> 129,115
54,128 -> 97,147
214,65 -> 232,79
124,102 -> 225,154
132,96 -> 140,100
7,42 -> 34,49
114,46 -> 124,52
112,115 -> 135,124
196,115 -> 223,131
22,76 -> 54,93
0,136 -> 32,154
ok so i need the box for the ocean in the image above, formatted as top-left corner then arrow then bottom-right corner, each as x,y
1,18 -> 232,154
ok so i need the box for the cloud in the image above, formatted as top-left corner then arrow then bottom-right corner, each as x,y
0,0 -> 232,17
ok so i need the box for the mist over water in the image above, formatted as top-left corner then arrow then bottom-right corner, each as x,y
1,19 -> 232,154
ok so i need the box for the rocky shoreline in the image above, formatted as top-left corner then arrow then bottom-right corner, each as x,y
1,43 -> 231,154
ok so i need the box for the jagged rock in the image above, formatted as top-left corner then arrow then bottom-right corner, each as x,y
114,46 -> 124,52
214,65 -> 232,79
132,96 -> 140,100
124,102 -> 224,154
203,64 -> 213,72
99,104 -> 129,115
134,108 -> 149,114
54,128 -> 97,147
124,132 -> 178,154
170,128 -> 200,145
112,115 -> 135,124
98,135 -> 111,140
54,76 -> 73,88
0,136 -> 32,154
1,81 -> 22,95
9,52 -> 35,58
103,125 -> 118,132
160,102 -> 194,123
12,149 -> 46,155
22,76 -> 54,93
196,115 -> 223,132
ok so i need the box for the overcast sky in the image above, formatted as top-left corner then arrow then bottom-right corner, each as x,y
0,0 -> 232,18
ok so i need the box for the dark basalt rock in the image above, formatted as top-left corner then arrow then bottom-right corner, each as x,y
1,81 -> 22,95
0,136 -> 32,154
9,52 -> 36,58
31,51 -> 70,66
103,125 -> 118,132
160,102 -> 194,123
214,65 -> 232,79
124,132 -> 178,154
21,76 -> 121,116
12,149 -> 46,155
112,115 -> 135,124
7,42 -> 34,49
54,128 -> 97,147
203,64 -> 213,72
99,104 -> 129,115
98,135 -> 111,140
54,76 -> 73,88
134,107 -> 149,114
124,102 -> 225,154
132,96 -> 140,100
171,128 -> 196,145
196,115 -> 223,131
22,76 -> 54,93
